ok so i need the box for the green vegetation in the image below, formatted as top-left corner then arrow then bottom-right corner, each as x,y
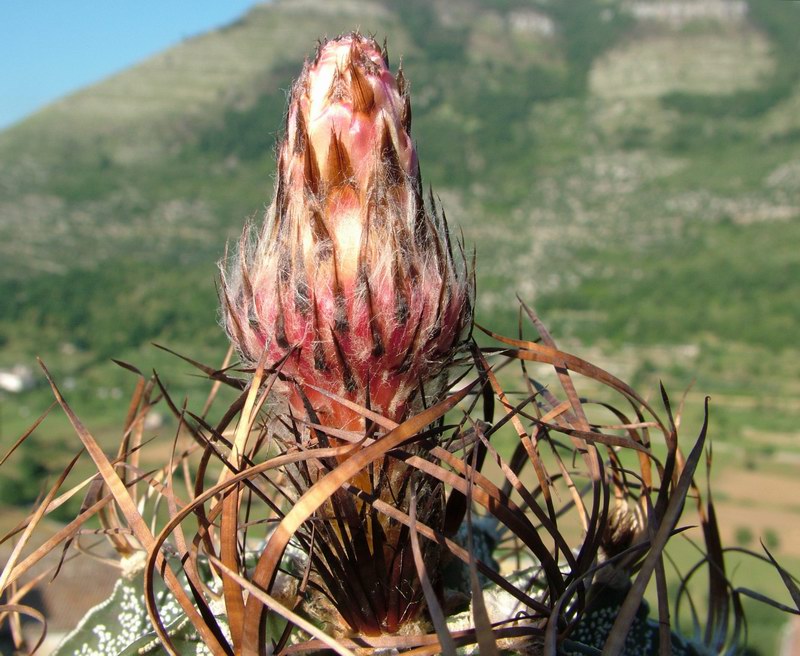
1,0 -> 797,473
662,2 -> 800,118
541,0 -> 633,93
0,1 -> 799,646
736,526 -> 755,547
538,217 -> 800,350
0,263 -> 219,358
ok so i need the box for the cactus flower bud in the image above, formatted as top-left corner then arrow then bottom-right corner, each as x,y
221,33 -> 472,432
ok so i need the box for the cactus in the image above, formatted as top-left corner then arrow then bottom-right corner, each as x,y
217,34 -> 475,636
2,32 -> 798,656
220,33 -> 471,432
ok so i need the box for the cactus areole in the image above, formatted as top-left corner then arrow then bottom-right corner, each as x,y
222,33 -> 472,432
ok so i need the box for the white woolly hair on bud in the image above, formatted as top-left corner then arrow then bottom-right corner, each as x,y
220,32 -> 472,428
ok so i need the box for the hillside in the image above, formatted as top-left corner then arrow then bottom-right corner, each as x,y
2,0 -> 799,340
1,0 -> 800,551
2,0 -> 800,651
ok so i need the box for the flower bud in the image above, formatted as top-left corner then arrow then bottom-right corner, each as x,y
221,33 -> 472,430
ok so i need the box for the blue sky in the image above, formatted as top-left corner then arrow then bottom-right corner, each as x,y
0,1 -> 262,129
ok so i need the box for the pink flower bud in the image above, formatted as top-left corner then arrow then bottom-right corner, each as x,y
221,33 -> 472,431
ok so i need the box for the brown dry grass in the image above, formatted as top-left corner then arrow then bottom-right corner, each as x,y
1,310 -> 798,655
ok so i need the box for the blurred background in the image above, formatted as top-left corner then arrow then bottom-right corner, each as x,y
1,0 -> 799,652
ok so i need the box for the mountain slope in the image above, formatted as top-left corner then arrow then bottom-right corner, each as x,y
1,0 -> 799,420
2,4 -> 800,650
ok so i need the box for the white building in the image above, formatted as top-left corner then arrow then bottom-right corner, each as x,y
0,365 -> 35,393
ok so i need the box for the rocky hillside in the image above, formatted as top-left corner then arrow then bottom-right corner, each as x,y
1,0 -> 799,460
2,3 -> 800,651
